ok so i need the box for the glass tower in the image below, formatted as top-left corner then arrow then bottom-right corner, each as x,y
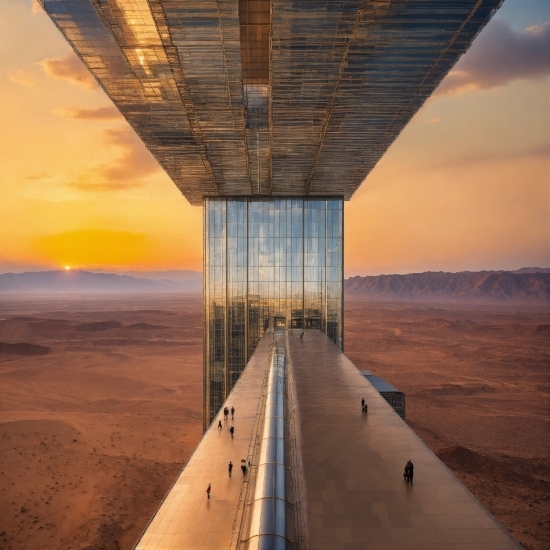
204,197 -> 343,427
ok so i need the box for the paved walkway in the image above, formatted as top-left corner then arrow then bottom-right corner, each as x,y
135,328 -> 521,549
287,329 -> 521,550
134,332 -> 273,550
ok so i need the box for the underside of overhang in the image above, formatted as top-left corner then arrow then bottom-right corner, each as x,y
40,0 -> 503,205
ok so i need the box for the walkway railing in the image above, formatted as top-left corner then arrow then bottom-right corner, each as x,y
247,335 -> 286,549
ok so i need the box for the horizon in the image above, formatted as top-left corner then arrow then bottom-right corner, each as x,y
1,0 -> 549,276
0,265 -> 548,278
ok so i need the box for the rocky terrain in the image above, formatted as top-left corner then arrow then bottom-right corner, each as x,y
345,269 -> 550,302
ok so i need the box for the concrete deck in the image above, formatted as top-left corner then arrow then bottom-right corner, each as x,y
287,329 -> 521,550
134,332 -> 273,550
134,328 -> 521,549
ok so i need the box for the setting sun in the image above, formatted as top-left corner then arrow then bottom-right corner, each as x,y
64,266 -> 71,270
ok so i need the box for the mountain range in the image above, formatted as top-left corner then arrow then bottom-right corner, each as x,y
0,270 -> 201,294
0,268 -> 548,300
88,269 -> 202,282
345,269 -> 550,301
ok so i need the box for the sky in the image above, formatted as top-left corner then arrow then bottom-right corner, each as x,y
0,0 -> 548,277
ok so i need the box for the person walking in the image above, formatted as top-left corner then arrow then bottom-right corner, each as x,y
241,463 -> 247,476
231,406 -> 235,419
218,420 -> 222,430
404,460 -> 414,483
223,407 -> 229,420
407,460 -> 414,483
228,461 -> 233,477
206,483 -> 211,498
300,331 -> 304,342
361,398 -> 365,408
229,426 -> 234,438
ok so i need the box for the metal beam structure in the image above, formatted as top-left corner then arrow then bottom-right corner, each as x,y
40,0 -> 502,205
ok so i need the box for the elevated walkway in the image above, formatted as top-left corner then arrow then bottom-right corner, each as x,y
287,330 -> 521,549
134,330 -> 521,550
134,331 -> 273,549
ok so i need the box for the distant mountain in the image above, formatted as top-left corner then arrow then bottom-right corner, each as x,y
345,271 -> 550,301
3,268 -> 548,300
511,267 -> 550,274
0,270 -> 201,294
89,269 -> 202,282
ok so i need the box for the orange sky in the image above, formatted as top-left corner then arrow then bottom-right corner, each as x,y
1,0 -> 548,276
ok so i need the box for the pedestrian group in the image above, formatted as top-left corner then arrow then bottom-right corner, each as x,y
207,403 -> 250,499
210,396 -> 417,498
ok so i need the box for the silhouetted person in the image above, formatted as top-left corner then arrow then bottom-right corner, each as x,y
362,402 -> 368,413
206,483 -> 211,498
218,420 -> 222,430
361,398 -> 365,408
241,463 -> 247,476
231,406 -> 235,419
229,426 -> 234,438
228,461 -> 233,477
407,460 -> 414,483
404,460 -> 414,483
300,331 -> 304,342
223,407 -> 229,420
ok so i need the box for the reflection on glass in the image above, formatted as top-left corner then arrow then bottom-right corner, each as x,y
204,197 -> 343,427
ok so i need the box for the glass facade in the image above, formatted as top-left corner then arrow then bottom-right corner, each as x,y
40,0 -> 501,205
204,197 -> 343,426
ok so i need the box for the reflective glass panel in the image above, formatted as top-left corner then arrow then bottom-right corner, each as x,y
204,197 -> 343,425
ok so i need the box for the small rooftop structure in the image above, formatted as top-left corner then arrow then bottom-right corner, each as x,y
361,370 -> 406,420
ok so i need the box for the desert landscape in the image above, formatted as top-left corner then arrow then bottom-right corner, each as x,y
0,295 -> 203,550
346,298 -> 549,550
0,293 -> 548,550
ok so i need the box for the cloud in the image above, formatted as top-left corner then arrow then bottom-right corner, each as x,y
55,105 -> 122,121
69,180 -> 148,192
69,126 -> 162,192
436,20 -> 550,96
8,69 -> 36,87
40,53 -> 97,89
21,173 -> 81,202
25,172 -> 51,181
417,143 -> 550,172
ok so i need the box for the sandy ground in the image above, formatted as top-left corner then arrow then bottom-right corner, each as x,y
0,295 -> 203,550
345,298 -> 549,550
0,295 -> 548,550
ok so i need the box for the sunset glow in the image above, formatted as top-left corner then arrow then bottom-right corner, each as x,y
0,0 -> 548,275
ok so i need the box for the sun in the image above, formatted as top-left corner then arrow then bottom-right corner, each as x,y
64,266 -> 71,270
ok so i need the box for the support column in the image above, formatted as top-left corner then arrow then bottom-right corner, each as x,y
203,196 -> 343,428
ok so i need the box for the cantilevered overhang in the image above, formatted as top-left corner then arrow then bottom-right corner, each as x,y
40,0 -> 502,205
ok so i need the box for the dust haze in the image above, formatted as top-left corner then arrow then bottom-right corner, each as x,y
0,294 -> 548,550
